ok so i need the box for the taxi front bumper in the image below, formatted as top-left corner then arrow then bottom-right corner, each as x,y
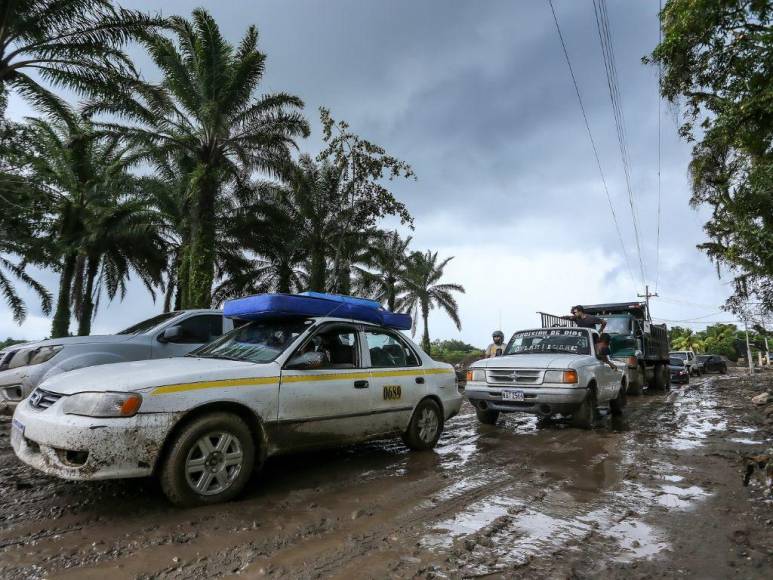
11,397 -> 177,480
464,383 -> 587,416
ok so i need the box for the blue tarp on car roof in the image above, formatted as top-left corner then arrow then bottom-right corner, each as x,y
223,293 -> 412,330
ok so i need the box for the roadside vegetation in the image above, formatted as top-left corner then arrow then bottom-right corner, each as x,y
669,323 -> 771,361
0,2 -> 464,350
649,0 -> 773,317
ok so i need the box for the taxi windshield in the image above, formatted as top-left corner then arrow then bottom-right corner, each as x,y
191,318 -> 313,363
505,329 -> 590,356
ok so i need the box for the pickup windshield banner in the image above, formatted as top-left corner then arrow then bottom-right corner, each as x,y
507,329 -> 590,356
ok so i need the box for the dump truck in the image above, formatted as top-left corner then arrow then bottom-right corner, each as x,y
539,302 -> 670,395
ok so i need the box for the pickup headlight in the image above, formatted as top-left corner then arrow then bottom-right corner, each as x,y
544,370 -> 579,384
466,369 -> 486,382
9,345 -> 62,369
62,392 -> 142,418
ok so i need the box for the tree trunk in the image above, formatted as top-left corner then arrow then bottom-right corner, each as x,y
309,242 -> 326,291
336,259 -> 351,295
51,253 -> 77,338
186,165 -> 217,308
421,300 -> 430,354
386,276 -> 396,311
277,262 -> 292,294
77,256 -> 99,336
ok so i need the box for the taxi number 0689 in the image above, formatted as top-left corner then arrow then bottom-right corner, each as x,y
383,384 -> 402,400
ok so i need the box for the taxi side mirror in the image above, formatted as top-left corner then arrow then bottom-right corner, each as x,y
286,351 -> 326,370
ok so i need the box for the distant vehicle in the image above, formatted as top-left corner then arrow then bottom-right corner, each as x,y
669,350 -> 700,376
668,357 -> 690,385
0,310 -> 234,406
540,302 -> 670,395
696,354 -> 728,374
11,293 -> 461,506
465,327 -> 625,429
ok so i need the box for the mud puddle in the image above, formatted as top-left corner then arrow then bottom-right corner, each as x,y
1,371 -> 771,579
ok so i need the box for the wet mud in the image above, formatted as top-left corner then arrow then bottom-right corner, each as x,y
1,370 -> 772,579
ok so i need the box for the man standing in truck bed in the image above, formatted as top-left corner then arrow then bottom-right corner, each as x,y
562,305 -> 607,333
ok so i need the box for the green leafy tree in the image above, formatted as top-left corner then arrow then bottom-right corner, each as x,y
317,108 -> 415,291
96,9 -> 309,308
397,251 -> 465,354
702,324 -> 739,360
0,0 -> 163,117
648,1 -> 773,312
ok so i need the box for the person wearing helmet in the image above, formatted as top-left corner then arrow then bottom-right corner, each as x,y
486,331 -> 506,358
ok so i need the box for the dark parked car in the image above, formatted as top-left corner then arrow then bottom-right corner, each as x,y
669,357 -> 690,384
696,354 -> 728,374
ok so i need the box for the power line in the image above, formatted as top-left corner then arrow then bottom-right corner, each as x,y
592,0 -> 647,288
655,0 -> 663,292
546,0 -> 638,293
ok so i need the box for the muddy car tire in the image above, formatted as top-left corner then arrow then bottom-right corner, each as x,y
159,412 -> 255,507
475,408 -> 500,425
652,363 -> 669,391
402,398 -> 444,451
610,381 -> 627,416
569,388 -> 596,429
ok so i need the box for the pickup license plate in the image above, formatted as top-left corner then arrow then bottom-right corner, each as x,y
502,389 -> 525,402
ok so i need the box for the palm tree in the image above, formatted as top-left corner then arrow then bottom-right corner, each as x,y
18,109 -> 166,337
0,0 -> 163,117
0,254 -> 51,324
354,230 -> 412,311
397,251 -> 465,354
213,182 -> 309,302
95,9 -> 309,308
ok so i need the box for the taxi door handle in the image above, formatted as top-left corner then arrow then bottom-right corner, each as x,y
415,377 -> 425,384
354,380 -> 369,389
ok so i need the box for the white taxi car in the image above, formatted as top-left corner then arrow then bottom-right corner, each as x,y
12,299 -> 460,506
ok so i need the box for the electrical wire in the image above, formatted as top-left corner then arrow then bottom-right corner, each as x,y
546,0 -> 638,293
655,0 -> 663,292
592,0 -> 647,288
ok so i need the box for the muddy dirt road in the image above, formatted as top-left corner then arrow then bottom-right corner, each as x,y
1,371 -> 772,579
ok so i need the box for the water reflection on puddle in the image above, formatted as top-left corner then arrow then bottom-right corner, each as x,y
656,484 -> 709,509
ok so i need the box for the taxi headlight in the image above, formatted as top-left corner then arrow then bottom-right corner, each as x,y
544,370 -> 579,384
466,369 -> 486,382
62,392 -> 142,418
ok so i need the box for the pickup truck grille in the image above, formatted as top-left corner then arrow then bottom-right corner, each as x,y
28,388 -> 63,410
486,369 -> 543,384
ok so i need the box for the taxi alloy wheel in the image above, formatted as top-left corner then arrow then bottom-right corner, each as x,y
185,431 -> 244,496
402,398 -> 443,451
160,412 -> 255,506
418,408 -> 439,444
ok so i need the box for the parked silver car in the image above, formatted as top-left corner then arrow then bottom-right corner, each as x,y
464,327 -> 626,428
0,310 -> 233,407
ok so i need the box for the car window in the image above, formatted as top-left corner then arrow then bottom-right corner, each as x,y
118,311 -> 180,335
297,326 -> 359,369
174,315 -> 223,344
365,331 -> 420,368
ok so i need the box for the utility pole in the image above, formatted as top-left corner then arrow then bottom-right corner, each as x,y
744,318 -> 754,376
637,285 -> 658,320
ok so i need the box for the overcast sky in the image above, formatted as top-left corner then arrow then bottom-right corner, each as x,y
0,0 -> 743,346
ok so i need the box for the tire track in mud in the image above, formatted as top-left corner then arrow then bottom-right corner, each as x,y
3,373 -> 752,580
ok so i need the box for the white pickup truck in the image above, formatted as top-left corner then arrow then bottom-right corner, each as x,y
0,310 -> 233,406
464,327 -> 626,428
